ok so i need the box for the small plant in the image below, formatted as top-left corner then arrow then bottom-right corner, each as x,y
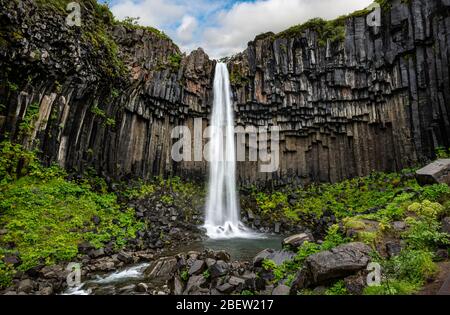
435,147 -> 450,159
325,280 -> 348,295
91,105 -> 106,118
202,270 -> 210,279
180,269 -> 189,282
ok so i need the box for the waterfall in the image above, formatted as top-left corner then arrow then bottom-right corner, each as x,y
204,63 -> 253,239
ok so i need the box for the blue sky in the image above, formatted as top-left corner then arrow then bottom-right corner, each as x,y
101,0 -> 374,59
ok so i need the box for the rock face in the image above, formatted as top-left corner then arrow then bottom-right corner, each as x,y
290,242 -> 371,292
1,0 -> 449,185
416,159 -> 450,185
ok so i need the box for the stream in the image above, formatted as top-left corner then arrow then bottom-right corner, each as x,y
65,235 -> 283,295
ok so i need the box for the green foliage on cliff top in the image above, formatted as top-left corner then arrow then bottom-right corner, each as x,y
0,141 -> 143,288
117,17 -> 171,41
276,17 -> 346,47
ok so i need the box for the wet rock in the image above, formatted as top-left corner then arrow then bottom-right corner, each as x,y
282,233 -> 313,250
209,260 -> 229,278
214,250 -> 231,262
117,251 -> 133,264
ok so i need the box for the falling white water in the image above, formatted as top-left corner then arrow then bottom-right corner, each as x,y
204,63 -> 259,239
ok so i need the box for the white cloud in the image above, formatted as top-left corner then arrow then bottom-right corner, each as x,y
176,15 -> 198,43
109,0 -> 375,59
201,0 -> 374,58
110,0 -> 186,28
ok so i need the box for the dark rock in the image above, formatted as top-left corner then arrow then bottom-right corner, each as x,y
38,286 -> 54,295
88,248 -> 105,259
300,242 -> 371,288
117,251 -> 133,264
209,260 -> 229,278
184,275 -> 207,295
216,283 -> 235,294
435,249 -> 449,261
416,160 -> 450,186
214,250 -> 231,262
253,248 -> 295,267
168,276 -> 185,295
188,260 -> 206,275
282,233 -> 313,250
145,257 -> 177,280
3,254 -> 21,266
135,283 -> 148,293
91,216 -> 101,225
77,242 -> 95,255
442,217 -> 450,234
17,279 -> 34,293
272,284 -> 290,295
344,273 -> 366,295
392,221 -> 407,231
385,241 -> 402,258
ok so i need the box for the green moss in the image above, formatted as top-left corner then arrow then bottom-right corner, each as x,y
275,17 -> 345,47
116,17 -> 171,41
0,141 -> 143,286
229,65 -> 249,87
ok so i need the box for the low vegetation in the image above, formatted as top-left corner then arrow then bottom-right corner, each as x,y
252,166 -> 449,295
0,141 -> 144,289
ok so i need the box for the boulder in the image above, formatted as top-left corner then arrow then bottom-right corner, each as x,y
168,276 -> 185,295
17,279 -> 34,293
135,283 -> 148,293
214,250 -> 231,262
291,242 -> 371,292
216,282 -> 235,294
272,284 -> 290,295
416,159 -> 450,186
184,275 -> 207,295
145,257 -> 177,280
344,273 -> 366,295
282,233 -> 313,250
188,260 -> 206,275
385,241 -> 402,258
209,260 -> 229,278
3,254 -> 21,266
253,248 -> 296,267
117,251 -> 133,264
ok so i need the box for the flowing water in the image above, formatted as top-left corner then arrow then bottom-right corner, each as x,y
204,63 -> 259,239
65,63 -> 272,295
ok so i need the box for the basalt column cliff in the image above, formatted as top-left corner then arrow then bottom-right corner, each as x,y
0,0 -> 449,185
